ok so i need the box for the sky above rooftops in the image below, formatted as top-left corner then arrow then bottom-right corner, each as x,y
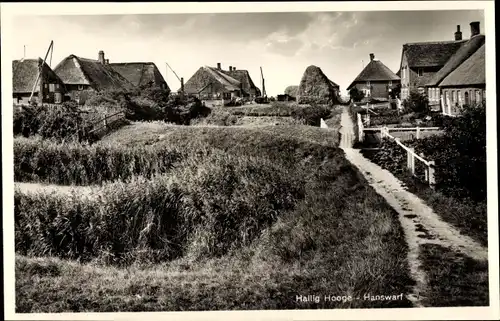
10,8 -> 484,96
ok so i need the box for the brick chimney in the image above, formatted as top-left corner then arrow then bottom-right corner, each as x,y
229,66 -> 233,71
98,50 -> 105,64
233,66 -> 236,70
180,77 -> 184,93
454,25 -> 462,41
369,53 -> 375,61
217,62 -> 221,70
470,21 -> 480,37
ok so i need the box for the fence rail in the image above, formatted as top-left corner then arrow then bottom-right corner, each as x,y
356,112 -> 436,188
87,111 -> 126,135
381,126 -> 436,188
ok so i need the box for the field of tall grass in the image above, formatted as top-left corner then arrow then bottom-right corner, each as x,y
14,118 -> 415,312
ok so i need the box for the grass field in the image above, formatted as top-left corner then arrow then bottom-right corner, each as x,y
14,117 -> 415,312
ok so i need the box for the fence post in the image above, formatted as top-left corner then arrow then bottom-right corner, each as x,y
428,161 -> 436,189
416,126 -> 421,139
421,153 -> 428,181
408,147 -> 415,175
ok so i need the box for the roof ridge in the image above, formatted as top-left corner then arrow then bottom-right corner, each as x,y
404,39 -> 467,46
71,55 -> 94,86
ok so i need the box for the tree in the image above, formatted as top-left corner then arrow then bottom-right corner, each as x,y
349,87 -> 365,102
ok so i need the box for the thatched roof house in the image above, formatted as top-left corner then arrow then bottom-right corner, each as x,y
12,58 -> 66,105
426,34 -> 485,87
297,65 -> 340,104
399,25 -> 468,99
110,62 -> 170,91
347,54 -> 400,100
422,22 -> 486,115
54,51 -> 134,104
439,43 -> 485,88
221,67 -> 261,98
183,63 -> 260,101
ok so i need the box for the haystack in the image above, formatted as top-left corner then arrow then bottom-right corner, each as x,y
297,65 -> 338,104
284,85 -> 299,98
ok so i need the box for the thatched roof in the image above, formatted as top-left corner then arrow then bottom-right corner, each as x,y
110,62 -> 170,90
297,65 -> 340,104
347,59 -> 400,90
426,35 -> 485,86
184,66 -> 240,95
54,55 -> 134,91
402,40 -> 466,68
439,43 -> 485,87
12,58 -> 65,93
221,69 -> 260,96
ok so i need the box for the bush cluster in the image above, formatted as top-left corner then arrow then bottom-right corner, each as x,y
13,102 -> 98,143
85,85 -> 211,125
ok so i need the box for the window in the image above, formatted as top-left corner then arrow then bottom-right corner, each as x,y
464,91 -> 469,106
476,90 -> 481,104
457,90 -> 462,106
49,83 -> 55,92
55,83 -> 60,90
388,80 -> 392,87
366,81 -> 371,87
418,68 -> 423,77
452,90 -> 456,103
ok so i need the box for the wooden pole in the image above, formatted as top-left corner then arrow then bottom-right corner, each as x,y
29,40 -> 53,104
416,126 -> 421,139
409,147 -> 415,175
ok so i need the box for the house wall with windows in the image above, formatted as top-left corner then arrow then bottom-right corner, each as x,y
440,86 -> 485,116
350,80 -> 398,100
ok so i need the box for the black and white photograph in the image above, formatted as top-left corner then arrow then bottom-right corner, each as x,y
2,1 -> 499,320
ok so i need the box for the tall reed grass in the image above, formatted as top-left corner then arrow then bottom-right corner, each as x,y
15,150 -> 305,265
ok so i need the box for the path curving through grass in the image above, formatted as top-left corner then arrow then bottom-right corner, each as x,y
338,106 -> 488,307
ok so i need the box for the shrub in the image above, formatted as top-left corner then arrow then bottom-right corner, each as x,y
402,91 -> 429,115
291,104 -> 331,126
349,87 -> 365,102
13,102 -> 97,143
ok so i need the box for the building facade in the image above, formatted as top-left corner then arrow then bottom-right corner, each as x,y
347,53 -> 400,100
13,58 -> 66,105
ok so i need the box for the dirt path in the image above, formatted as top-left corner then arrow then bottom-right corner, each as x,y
15,182 -> 97,199
337,107 -> 488,307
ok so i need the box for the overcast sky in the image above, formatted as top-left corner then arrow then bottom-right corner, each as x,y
11,10 -> 484,96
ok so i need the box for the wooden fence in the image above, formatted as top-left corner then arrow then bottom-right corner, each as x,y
356,113 -> 436,188
87,111 -> 126,136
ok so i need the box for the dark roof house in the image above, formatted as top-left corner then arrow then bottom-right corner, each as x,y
54,51 -> 134,92
347,54 -> 400,90
110,62 -> 170,91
